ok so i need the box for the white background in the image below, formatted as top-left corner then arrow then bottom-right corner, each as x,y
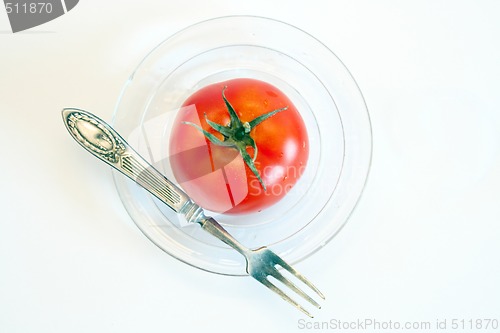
1,1 -> 499,332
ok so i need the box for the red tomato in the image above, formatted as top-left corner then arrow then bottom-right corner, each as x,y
169,78 -> 308,214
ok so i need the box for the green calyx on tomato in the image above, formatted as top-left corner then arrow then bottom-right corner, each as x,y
182,86 -> 287,191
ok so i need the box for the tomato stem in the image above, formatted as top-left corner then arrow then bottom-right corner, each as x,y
183,86 -> 288,191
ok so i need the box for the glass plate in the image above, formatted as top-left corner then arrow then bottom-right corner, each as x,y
112,15 -> 372,276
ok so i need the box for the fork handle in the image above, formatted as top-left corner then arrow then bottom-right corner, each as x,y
62,108 -> 192,214
62,108 -> 250,261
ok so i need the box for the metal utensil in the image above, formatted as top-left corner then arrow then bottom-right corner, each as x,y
62,108 -> 324,317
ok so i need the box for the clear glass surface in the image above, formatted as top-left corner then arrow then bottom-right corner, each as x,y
112,16 -> 372,275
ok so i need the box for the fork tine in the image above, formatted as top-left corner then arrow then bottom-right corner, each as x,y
273,255 -> 325,300
256,276 -> 314,318
268,268 -> 321,309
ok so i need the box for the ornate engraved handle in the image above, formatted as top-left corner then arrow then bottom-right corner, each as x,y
62,108 -> 194,215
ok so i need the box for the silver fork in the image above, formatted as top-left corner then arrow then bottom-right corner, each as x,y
62,108 -> 325,317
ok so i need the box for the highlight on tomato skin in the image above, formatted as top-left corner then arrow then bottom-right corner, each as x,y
169,78 -> 309,215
